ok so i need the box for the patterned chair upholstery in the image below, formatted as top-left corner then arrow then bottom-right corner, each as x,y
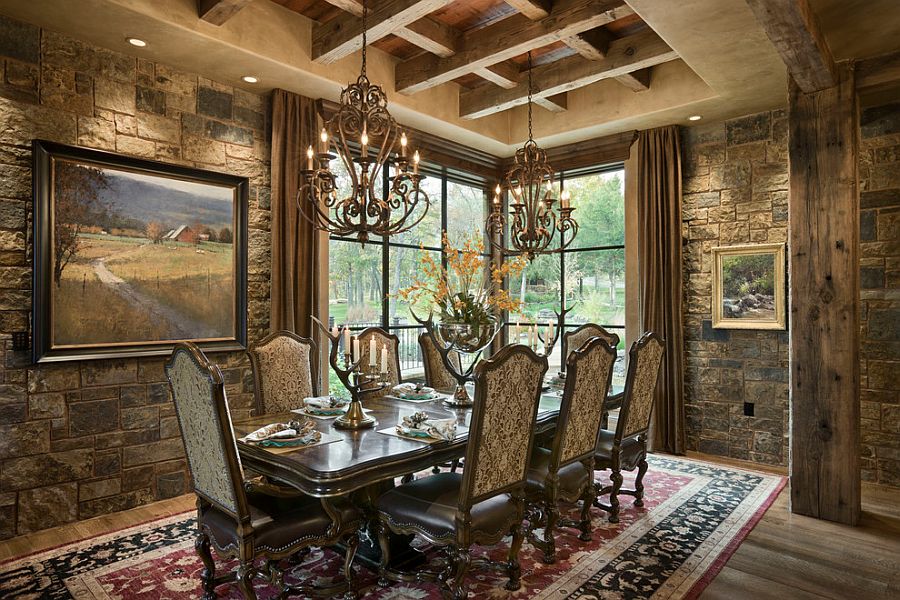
248,330 -> 318,415
419,332 -> 463,393
563,323 -> 619,359
525,337 -> 616,564
375,345 -> 548,600
593,332 -> 665,523
356,327 -> 401,401
166,342 -> 361,600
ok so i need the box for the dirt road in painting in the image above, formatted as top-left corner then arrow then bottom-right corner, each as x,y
92,256 -> 205,339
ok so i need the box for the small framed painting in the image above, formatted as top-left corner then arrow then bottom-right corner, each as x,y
711,243 -> 786,330
32,140 -> 248,362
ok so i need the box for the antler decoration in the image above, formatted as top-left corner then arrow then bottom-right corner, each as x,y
311,316 -> 385,429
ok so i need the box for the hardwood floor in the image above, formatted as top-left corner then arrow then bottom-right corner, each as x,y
1,455 -> 897,599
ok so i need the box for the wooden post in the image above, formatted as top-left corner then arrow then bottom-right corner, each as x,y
788,61 -> 860,525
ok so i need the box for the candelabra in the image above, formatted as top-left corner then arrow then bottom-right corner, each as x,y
311,317 -> 387,430
509,306 -> 572,364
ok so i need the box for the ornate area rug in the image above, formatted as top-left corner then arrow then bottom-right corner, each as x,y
0,456 -> 783,599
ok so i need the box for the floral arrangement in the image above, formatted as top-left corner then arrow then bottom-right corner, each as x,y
398,233 -> 526,325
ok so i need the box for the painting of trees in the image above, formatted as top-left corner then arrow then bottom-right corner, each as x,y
53,161 -> 109,286
146,221 -> 166,244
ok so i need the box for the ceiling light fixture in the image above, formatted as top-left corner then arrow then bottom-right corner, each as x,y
297,0 -> 428,244
126,37 -> 147,48
486,51 -> 578,262
688,115 -> 702,121
241,75 -> 258,84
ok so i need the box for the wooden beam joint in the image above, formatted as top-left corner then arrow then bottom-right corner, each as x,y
197,0 -> 252,25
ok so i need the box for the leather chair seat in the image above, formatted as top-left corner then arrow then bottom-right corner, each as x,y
525,447 -> 591,498
201,492 -> 359,554
594,429 -> 644,467
376,473 -> 518,542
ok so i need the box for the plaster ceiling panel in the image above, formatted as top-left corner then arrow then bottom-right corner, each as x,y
809,0 -> 900,61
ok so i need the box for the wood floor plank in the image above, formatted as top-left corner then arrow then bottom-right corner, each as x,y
700,566 -> 830,600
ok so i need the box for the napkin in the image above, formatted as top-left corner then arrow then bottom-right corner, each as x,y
396,411 -> 457,441
304,396 -> 349,414
241,420 -> 322,447
392,383 -> 435,399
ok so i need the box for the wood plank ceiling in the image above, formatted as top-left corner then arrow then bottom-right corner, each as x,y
261,0 -> 682,119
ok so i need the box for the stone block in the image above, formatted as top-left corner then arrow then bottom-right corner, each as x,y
869,308 -> 900,340
0,97 -> 77,146
114,113 -> 137,136
28,365 -> 80,393
0,15 -> 39,63
17,483 -> 78,534
198,86 -> 232,120
122,465 -> 154,491
182,134 -> 225,165
683,192 -> 720,209
862,267 -> 885,290
861,102 -> 900,138
0,163 -> 29,200
138,359 -> 166,383
77,115 -> 116,151
719,221 -> 749,244
69,398 -> 118,437
752,163 -> 788,192
121,406 -> 159,430
148,382 -> 171,404
159,416 -> 181,439
79,489 -> 153,519
122,438 -> 184,467
94,450 -> 121,477
234,106 -> 265,131
701,320 -> 729,342
154,64 -> 197,96
136,85 -> 166,115
726,113 -> 771,146
120,384 -> 148,407
28,392 -> 65,419
82,360 -> 137,387
156,471 -> 186,499
95,78 -> 135,113
80,386 -> 119,401
116,135 -> 155,158
79,478 -> 121,501
6,60 -> 38,90
1,449 -> 93,490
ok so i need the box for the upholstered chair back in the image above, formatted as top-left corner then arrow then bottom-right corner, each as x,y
357,327 -> 402,400
249,331 -> 318,414
419,332 -> 462,392
461,345 -> 548,506
554,337 -> 617,468
564,323 -> 619,359
617,332 -> 666,440
166,342 -> 247,520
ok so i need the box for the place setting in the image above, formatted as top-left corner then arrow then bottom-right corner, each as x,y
377,410 -> 463,444
238,418 -> 342,454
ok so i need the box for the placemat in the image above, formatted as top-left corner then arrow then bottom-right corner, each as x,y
255,431 -> 344,454
376,426 -> 449,444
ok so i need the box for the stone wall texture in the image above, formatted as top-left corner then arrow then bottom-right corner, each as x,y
0,15 -> 272,538
859,101 -> 900,488
680,111 -> 790,467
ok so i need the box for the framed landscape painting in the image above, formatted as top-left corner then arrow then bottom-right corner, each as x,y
32,140 -> 248,362
711,243 -> 786,330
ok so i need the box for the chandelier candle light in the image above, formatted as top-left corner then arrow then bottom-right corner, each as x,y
298,0 -> 429,244
487,52 -> 578,261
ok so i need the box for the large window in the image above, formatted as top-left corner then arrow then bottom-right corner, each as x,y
327,159 -> 487,385
507,167 -> 626,383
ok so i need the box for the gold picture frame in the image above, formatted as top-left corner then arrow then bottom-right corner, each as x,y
711,243 -> 786,330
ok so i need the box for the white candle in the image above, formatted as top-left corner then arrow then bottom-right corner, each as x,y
514,322 -> 520,341
533,325 -> 539,350
306,145 -> 314,170
342,326 -> 350,354
331,325 -> 339,338
361,126 -> 368,158
413,150 -> 420,175
549,321 -> 555,342
381,344 -> 388,373
400,131 -> 408,158
369,338 -> 377,366
320,127 -> 329,153
353,337 -> 360,362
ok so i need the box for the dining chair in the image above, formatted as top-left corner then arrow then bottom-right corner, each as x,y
525,336 -> 616,564
357,327 -> 402,401
563,323 -> 619,360
593,332 -> 665,523
248,330 -> 318,415
374,344 -> 548,600
418,331 -> 462,393
166,342 -> 361,600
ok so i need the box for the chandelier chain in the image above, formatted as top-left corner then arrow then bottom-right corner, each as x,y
527,51 -> 533,141
361,0 -> 367,76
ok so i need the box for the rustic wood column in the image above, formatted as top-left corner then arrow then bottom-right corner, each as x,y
788,61 -> 861,525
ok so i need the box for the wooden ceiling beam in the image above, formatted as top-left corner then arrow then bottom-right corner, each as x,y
395,0 -> 633,94
562,27 -> 612,61
745,0 -> 836,93
197,0 -> 252,25
313,0 -> 454,64
459,29 -> 677,119
504,0 -> 551,20
322,0 -> 460,58
534,92 -> 568,112
475,61 -> 521,88
615,68 -> 651,92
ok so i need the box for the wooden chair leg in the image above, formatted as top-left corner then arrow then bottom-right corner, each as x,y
447,546 -> 471,600
376,521 -> 392,588
578,485 -> 595,542
236,563 -> 258,600
541,502 -> 559,564
195,531 -> 217,600
343,533 -> 360,600
609,469 -> 623,523
634,457 -> 649,507
506,524 -> 524,591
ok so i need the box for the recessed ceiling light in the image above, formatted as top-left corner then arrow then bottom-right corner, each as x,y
688,115 -> 702,121
126,37 -> 147,48
241,75 -> 259,84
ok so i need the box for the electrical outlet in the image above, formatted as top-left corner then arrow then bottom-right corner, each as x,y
743,402 -> 754,417
12,331 -> 29,352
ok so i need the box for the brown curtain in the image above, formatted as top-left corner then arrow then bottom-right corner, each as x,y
270,89 -> 319,337
636,126 -> 686,454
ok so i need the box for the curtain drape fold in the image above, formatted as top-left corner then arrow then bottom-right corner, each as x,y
636,126 -> 686,454
270,89 -> 319,337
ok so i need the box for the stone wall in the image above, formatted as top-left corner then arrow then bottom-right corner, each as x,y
859,101 -> 900,488
0,15 -> 272,538
681,111 -> 790,466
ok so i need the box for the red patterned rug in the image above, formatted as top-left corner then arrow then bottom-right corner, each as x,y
0,455 -> 784,599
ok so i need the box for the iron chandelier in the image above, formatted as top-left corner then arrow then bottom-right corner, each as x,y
298,0 -> 429,244
486,52 -> 578,261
